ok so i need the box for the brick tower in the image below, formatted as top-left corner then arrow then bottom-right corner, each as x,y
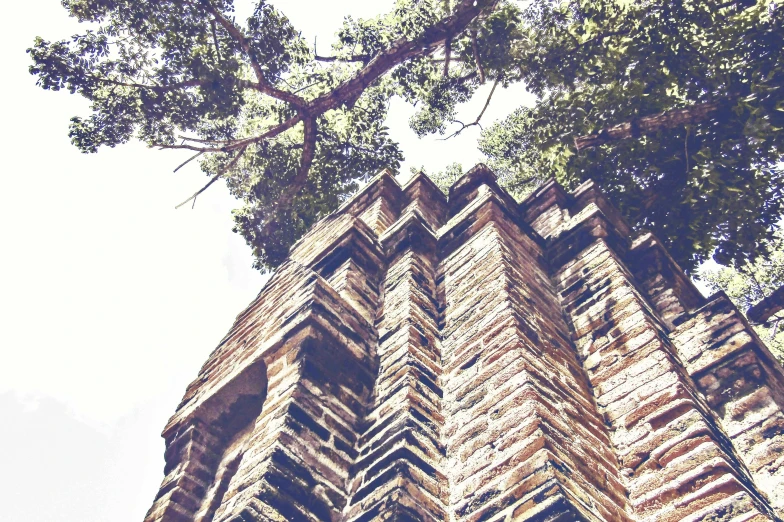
145,165 -> 784,522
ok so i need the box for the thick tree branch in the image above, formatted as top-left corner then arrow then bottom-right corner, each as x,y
167,0 -> 496,212
308,0 -> 497,114
574,99 -> 724,150
258,118 -> 318,236
279,118 -> 317,210
195,0 -> 306,108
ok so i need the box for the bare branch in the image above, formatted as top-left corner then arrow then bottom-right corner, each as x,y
210,19 -> 222,61
178,136 -> 233,144
293,80 -> 326,94
156,114 -> 303,153
175,145 -> 248,209
474,77 -> 498,123
442,78 -> 499,139
313,35 -> 369,63
173,151 -> 204,173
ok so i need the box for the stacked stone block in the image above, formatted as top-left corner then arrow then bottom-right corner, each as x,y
146,165 -> 784,522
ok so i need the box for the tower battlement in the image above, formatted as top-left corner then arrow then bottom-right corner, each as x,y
145,165 -> 784,522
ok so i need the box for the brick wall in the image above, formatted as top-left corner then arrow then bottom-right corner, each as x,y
145,166 -> 784,522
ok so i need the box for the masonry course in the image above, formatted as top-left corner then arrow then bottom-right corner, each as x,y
145,165 -> 784,522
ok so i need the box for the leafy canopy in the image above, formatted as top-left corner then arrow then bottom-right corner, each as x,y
29,0 -> 784,272
480,0 -> 784,270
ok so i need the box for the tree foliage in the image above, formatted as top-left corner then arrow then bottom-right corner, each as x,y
702,230 -> 784,362
29,0 -> 502,270
480,0 -> 784,270
29,0 -> 784,272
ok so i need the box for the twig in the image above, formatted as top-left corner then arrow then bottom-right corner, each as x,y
314,35 -> 369,63
293,80 -> 325,94
210,19 -> 222,61
178,135 -> 234,144
175,145 -> 248,209
444,37 -> 452,77
174,150 -> 204,173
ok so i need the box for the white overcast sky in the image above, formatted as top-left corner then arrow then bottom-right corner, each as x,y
0,1 -> 535,520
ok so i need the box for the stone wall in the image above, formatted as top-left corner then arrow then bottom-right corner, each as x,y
145,165 -> 784,521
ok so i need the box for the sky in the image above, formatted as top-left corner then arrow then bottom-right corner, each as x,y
0,1 -> 535,520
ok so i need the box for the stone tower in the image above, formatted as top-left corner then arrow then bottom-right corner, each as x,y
144,165 -> 784,522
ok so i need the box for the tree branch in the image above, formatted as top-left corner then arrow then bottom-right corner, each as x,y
210,19 -> 222,61
156,114 -> 303,153
258,118 -> 318,235
165,0 -> 497,221
195,0 -> 306,108
443,37 -> 452,77
442,77 -> 498,139
92,77 -> 204,91
281,117 -> 317,209
173,150 -> 204,173
308,0 -> 498,115
174,145 -> 248,209
574,99 -> 725,151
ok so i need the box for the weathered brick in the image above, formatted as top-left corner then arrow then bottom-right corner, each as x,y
145,166 -> 784,522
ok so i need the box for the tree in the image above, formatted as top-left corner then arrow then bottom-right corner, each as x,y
701,229 -> 784,362
479,0 -> 784,271
29,0 -> 784,272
